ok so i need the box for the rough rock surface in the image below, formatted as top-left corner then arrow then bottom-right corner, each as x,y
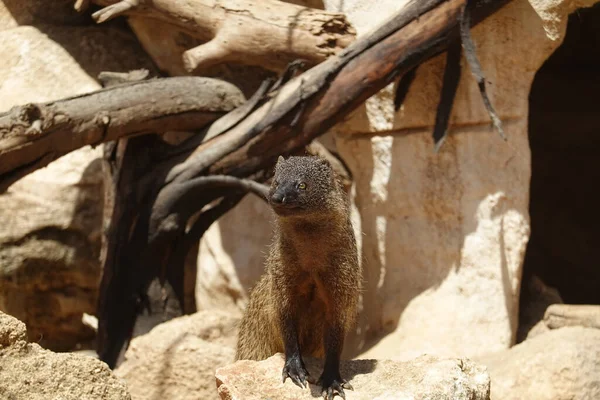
0,311 -> 130,400
115,310 -> 239,400
480,327 -> 600,400
0,25 -> 155,350
527,304 -> 600,340
216,353 -> 491,400
544,304 -> 600,330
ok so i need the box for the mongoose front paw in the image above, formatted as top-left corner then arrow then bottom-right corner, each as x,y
282,355 -> 309,389
318,373 -> 353,400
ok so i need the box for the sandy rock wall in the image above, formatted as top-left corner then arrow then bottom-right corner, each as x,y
0,14 -> 156,350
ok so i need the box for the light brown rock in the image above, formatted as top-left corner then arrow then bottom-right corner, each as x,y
115,310 -> 240,400
526,304 -> 600,339
0,309 -> 27,347
0,25 -> 156,112
544,304 -> 600,330
197,195 -> 272,312
0,311 -> 131,400
216,353 -> 491,400
480,327 -> 600,400
0,25 -> 155,350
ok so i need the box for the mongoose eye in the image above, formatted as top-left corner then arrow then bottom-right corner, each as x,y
297,182 -> 307,190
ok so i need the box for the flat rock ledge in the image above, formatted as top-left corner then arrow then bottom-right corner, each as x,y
216,353 -> 490,400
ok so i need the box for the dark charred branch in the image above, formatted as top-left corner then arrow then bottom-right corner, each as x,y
191,0 -> 511,182
459,1 -> 506,139
163,194 -> 246,311
394,67 -> 419,112
432,41 -> 463,151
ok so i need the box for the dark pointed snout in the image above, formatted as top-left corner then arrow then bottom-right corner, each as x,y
271,191 -> 286,205
269,183 -> 301,213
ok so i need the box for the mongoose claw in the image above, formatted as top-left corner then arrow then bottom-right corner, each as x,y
282,356 -> 309,389
318,375 -> 353,400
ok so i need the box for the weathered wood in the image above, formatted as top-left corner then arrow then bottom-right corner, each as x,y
85,0 -> 356,72
0,77 -> 245,193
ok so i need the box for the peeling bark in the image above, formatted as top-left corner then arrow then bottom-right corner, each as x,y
86,0 -> 356,72
0,77 -> 245,193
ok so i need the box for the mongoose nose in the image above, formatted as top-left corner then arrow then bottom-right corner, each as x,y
271,192 -> 285,204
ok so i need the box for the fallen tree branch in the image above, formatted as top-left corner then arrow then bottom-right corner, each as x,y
86,0 -> 356,72
0,77 -> 245,193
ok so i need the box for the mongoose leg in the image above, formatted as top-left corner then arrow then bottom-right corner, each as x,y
318,323 -> 353,400
281,315 -> 309,389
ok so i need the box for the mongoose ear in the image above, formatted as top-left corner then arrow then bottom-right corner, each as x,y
317,157 -> 331,168
274,155 -> 285,172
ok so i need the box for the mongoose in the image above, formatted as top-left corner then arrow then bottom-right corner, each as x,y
236,155 -> 360,400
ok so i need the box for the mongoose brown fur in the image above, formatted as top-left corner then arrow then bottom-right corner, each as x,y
236,155 -> 360,400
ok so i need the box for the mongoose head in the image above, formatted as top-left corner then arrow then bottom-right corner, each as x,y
269,155 -> 341,218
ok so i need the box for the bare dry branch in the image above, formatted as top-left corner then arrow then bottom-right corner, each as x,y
87,0 -> 356,72
0,77 -> 245,192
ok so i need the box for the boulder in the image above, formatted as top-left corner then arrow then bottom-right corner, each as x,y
526,304 -> 600,340
543,304 -> 600,330
0,25 -> 155,350
216,353 -> 491,400
480,327 -> 600,400
0,311 -> 131,400
115,310 -> 240,400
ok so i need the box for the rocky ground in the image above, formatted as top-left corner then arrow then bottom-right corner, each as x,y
216,354 -> 491,400
0,311 -> 130,400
